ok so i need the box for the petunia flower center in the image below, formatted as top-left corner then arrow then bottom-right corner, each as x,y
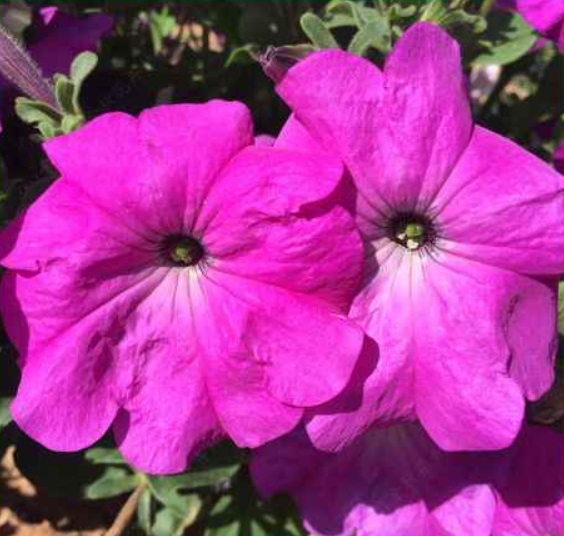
388,213 -> 434,251
162,235 -> 205,267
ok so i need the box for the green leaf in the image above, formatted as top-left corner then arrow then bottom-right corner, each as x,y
439,10 -> 487,34
300,12 -> 339,49
69,51 -> 98,112
323,12 -> 356,29
152,505 -> 197,536
328,1 -> 383,24
152,508 -> 182,536
148,475 -> 202,518
85,446 -> 128,465
0,397 -> 12,430
84,467 -> 141,500
149,442 -> 242,518
70,51 -> 98,88
137,489 -> 153,534
205,472 -> 306,536
420,0 -> 447,22
348,19 -> 391,55
148,6 -> 177,53
61,114 -> 84,134
387,2 -> 417,22
37,121 -> 57,140
226,44 -> 260,67
325,1 -> 362,28
54,74 -> 76,115
474,10 -> 537,66
14,97 -> 61,125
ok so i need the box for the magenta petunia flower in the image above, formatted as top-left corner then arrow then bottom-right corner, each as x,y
251,423 -> 564,536
0,101 -> 364,474
273,22 -> 564,453
497,0 -> 564,52
25,7 -> 112,80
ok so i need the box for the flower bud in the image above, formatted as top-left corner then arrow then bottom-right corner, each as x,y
0,22 -> 57,108
259,44 -> 314,84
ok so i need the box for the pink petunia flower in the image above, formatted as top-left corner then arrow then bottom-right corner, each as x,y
0,101 -> 364,474
497,0 -> 564,53
273,23 -> 564,453
251,422 -> 564,536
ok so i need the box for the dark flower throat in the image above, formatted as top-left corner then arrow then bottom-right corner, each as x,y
387,212 -> 435,251
161,235 -> 204,267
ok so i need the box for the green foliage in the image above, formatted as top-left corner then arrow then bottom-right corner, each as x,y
296,0 -> 489,58
226,44 -> 260,66
15,51 -> 99,139
0,397 -> 11,431
151,504 -> 200,536
147,6 -> 177,54
300,12 -> 339,48
474,10 -> 537,65
205,471 -> 306,536
85,467 -> 142,499
348,18 -> 390,54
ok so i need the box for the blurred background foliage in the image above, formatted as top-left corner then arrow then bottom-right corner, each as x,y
0,0 -> 563,535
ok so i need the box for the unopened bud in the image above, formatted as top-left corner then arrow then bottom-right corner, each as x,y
0,22 -> 58,109
259,44 -> 314,84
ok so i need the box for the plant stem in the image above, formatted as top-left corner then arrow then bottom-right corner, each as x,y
104,480 -> 148,536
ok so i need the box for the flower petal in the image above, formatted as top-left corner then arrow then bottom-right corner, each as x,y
433,485 -> 496,536
435,126 -> 564,275
204,349 -> 303,448
199,146 -> 362,311
11,323 -> 119,452
29,8 -> 112,78
277,48 -> 386,210
43,102 -> 253,235
253,421 -> 564,536
374,22 -> 473,209
274,114 -> 326,153
414,255 -> 540,451
276,48 -> 383,155
252,427 -> 372,536
185,272 -> 303,448
493,425 -> 564,536
5,267 -> 167,451
112,271 -> 224,474
304,338 -> 381,452
252,422 -> 499,536
0,180 -> 158,355
305,247 -> 416,452
203,271 -> 364,410
277,23 -> 472,212
250,427 -> 327,498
